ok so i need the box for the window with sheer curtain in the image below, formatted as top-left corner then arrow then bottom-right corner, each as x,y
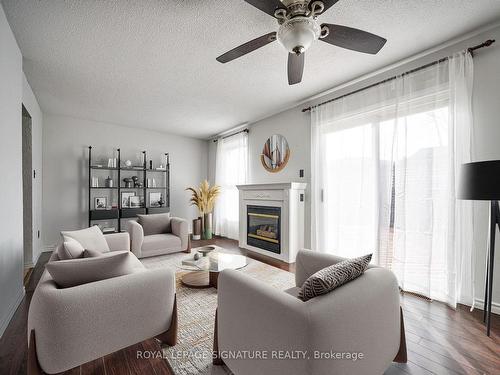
311,52 -> 474,308
214,132 -> 248,240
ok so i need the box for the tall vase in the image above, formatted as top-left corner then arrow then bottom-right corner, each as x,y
203,212 -> 213,240
200,214 -> 205,239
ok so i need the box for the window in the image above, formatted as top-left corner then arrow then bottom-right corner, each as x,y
312,53 -> 474,307
214,132 -> 248,240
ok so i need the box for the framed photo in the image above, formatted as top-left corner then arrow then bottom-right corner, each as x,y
121,192 -> 135,208
129,195 -> 141,208
149,192 -> 162,208
94,197 -> 107,210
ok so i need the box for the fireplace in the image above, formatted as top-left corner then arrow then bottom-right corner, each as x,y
237,183 -> 306,263
247,205 -> 281,254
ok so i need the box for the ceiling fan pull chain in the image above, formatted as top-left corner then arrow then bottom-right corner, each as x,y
274,8 -> 288,22
309,1 -> 325,18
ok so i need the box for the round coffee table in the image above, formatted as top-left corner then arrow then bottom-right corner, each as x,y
178,247 -> 248,289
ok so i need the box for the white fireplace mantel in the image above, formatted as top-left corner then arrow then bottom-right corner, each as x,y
237,182 -> 307,263
236,182 -> 307,191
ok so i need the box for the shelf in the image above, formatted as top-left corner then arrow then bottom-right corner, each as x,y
89,147 -> 170,231
90,209 -> 119,221
120,168 -> 146,171
120,207 -> 146,218
90,166 -> 118,170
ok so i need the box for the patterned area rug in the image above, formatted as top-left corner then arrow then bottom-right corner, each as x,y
141,251 -> 295,375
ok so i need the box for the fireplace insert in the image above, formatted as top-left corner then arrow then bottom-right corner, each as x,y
247,205 -> 281,254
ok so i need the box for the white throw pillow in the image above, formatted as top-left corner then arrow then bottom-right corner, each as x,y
57,238 -> 85,260
61,225 -> 110,253
46,251 -> 137,288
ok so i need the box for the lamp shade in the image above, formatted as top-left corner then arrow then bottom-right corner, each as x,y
458,160 -> 500,200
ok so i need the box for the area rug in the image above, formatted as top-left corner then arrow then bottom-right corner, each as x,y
141,251 -> 295,375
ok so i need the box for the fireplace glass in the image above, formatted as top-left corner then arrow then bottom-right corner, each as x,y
247,205 -> 281,254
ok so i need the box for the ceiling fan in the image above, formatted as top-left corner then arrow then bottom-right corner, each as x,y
216,0 -> 387,85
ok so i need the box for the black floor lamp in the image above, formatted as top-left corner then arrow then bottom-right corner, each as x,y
458,160 -> 500,336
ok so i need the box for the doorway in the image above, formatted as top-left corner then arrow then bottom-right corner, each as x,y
22,105 -> 33,284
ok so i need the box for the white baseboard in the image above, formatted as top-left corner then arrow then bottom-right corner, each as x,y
471,298 -> 500,315
32,249 -> 41,266
24,248 -> 43,268
0,287 -> 25,339
42,245 -> 55,253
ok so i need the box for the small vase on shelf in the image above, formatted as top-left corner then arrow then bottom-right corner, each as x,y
105,176 -> 113,188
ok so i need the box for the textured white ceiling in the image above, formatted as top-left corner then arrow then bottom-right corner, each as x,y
2,0 -> 500,138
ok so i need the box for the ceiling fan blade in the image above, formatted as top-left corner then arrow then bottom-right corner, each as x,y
311,0 -> 341,14
244,0 -> 288,18
320,24 -> 387,54
288,53 -> 305,85
216,32 -> 277,63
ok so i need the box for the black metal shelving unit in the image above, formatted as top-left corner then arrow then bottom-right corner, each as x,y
88,147 -> 170,233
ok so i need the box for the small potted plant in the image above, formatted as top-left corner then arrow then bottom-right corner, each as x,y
186,180 -> 220,240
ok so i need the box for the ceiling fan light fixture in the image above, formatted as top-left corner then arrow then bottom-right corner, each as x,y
277,17 -> 320,54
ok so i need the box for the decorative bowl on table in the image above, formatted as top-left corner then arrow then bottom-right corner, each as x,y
198,246 -> 216,256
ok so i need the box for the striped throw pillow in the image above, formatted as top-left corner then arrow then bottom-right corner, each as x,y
298,254 -> 372,301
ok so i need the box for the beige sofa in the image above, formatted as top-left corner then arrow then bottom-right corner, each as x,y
214,249 -> 407,375
128,213 -> 189,258
28,232 -> 177,374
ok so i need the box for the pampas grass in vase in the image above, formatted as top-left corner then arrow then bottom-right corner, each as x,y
186,180 -> 220,240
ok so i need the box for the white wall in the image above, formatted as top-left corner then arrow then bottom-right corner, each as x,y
468,28 -> 500,313
209,24 -> 500,311
246,109 -> 311,246
0,4 -> 24,338
42,114 -> 207,248
22,74 -> 43,266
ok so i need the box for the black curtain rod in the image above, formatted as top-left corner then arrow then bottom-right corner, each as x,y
302,39 -> 495,113
213,128 -> 249,142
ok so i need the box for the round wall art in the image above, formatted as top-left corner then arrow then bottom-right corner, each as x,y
261,134 -> 290,173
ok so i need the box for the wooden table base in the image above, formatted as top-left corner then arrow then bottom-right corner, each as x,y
181,271 -> 219,289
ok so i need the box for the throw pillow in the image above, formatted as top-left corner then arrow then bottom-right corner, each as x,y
137,213 -> 171,236
61,225 -> 110,253
57,238 -> 85,260
298,254 -> 372,301
46,251 -> 135,288
83,248 -> 104,258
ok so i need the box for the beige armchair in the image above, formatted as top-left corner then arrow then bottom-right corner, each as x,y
214,249 -> 407,375
28,232 -> 177,374
128,213 -> 189,258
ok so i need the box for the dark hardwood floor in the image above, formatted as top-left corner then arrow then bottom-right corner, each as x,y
1,238 -> 498,375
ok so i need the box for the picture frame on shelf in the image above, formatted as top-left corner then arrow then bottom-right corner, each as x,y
94,197 -> 107,210
121,192 -> 135,208
129,196 -> 141,208
149,192 -> 162,207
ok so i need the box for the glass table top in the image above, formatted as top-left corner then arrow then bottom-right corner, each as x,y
178,246 -> 248,273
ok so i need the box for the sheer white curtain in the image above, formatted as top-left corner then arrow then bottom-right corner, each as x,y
215,132 -> 248,240
311,51 -> 474,307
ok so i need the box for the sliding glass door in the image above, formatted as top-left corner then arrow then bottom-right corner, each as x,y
311,52 -> 474,307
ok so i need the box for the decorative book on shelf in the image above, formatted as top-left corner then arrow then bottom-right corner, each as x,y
88,146 -> 171,233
